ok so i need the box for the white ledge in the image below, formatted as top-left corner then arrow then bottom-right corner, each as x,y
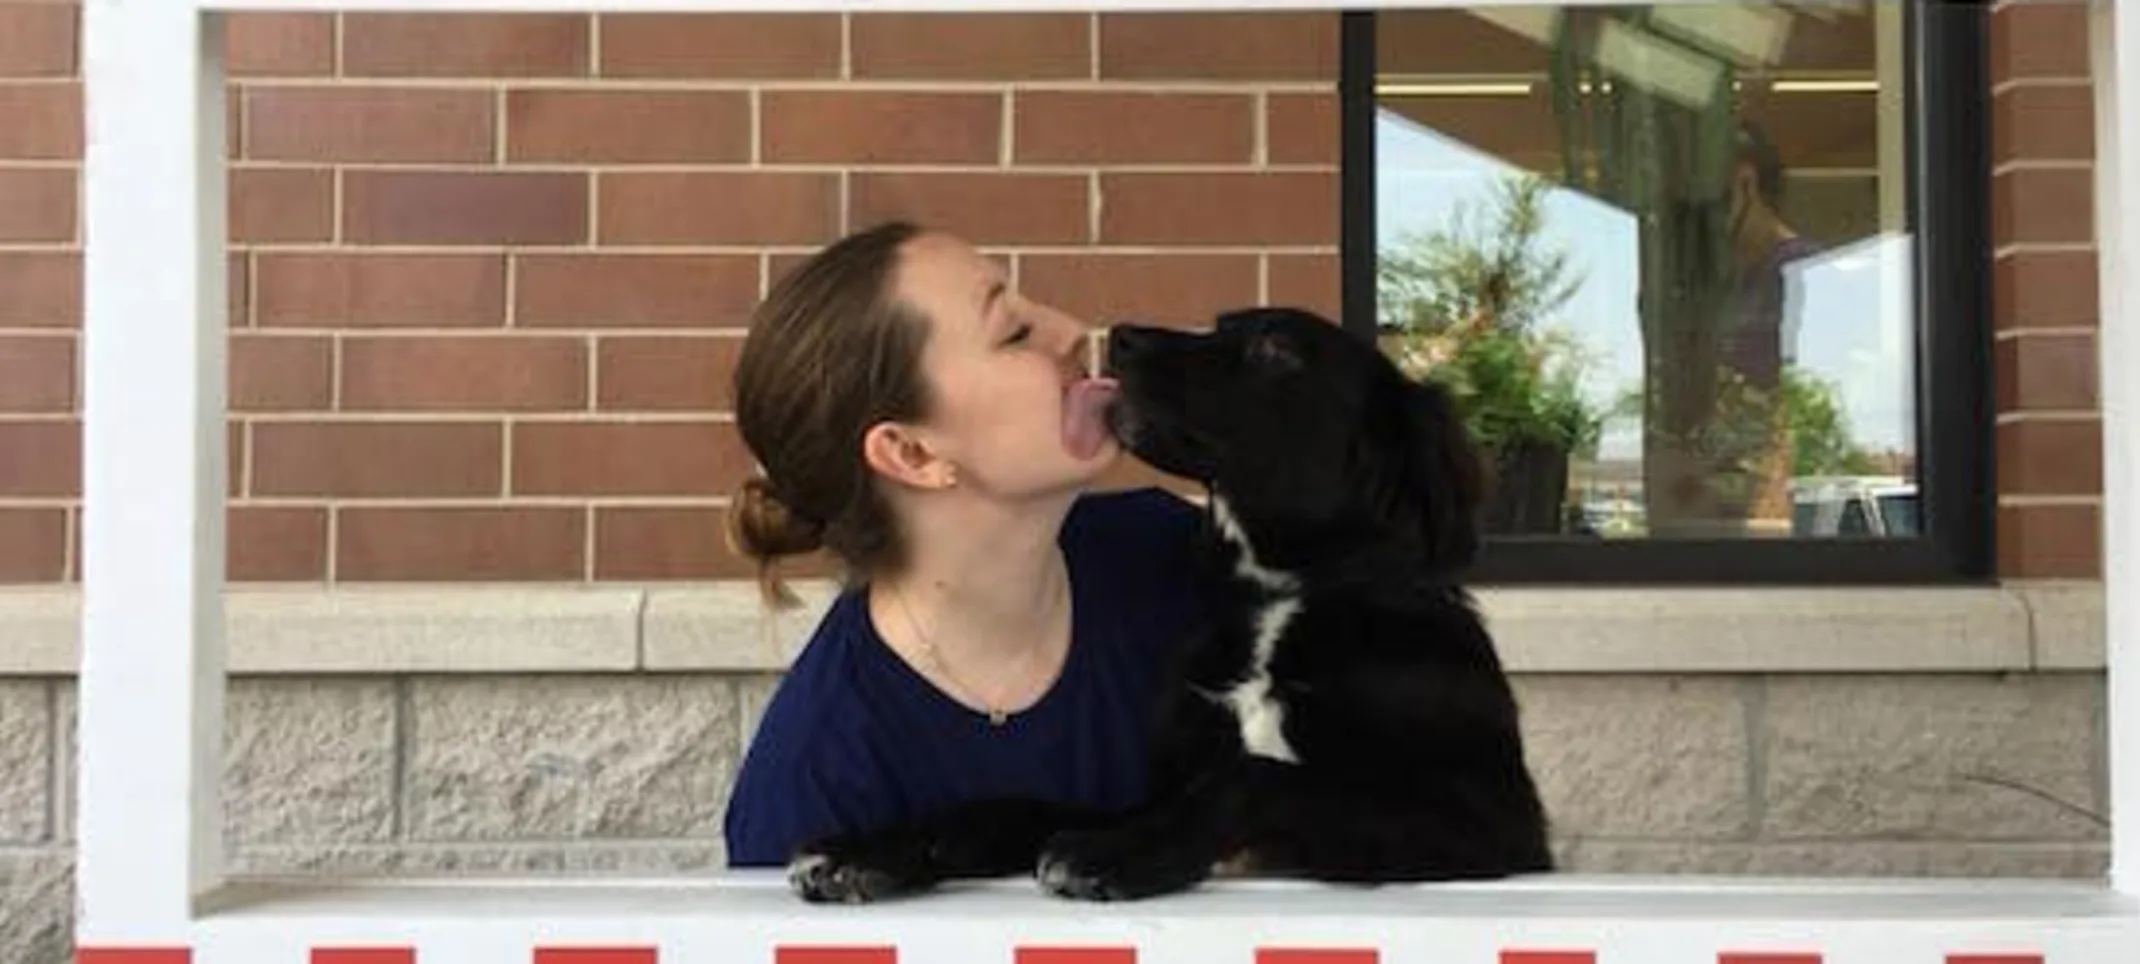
0,581 -> 2107,677
175,873 -> 2140,962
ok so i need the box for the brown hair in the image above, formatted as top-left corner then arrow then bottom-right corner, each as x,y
727,220 -> 934,608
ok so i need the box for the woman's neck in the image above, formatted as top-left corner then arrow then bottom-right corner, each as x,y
869,494 -> 1077,691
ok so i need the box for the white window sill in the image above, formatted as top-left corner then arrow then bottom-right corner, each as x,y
167,872 -> 2140,961
1,581 -> 2106,677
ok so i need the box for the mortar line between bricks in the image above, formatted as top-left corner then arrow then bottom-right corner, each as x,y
1253,90 -> 1268,166
1088,172 -> 1101,243
1992,158 -> 2095,177
1088,13 -> 1100,80
1996,327 -> 2098,340
246,248 -> 262,328
228,77 -> 1338,94
241,417 -> 255,501
1995,241 -> 2097,256
585,175 -> 600,249
1995,410 -> 2101,424
61,503 -> 77,581
0,497 -> 76,509
585,333 -> 600,412
750,88 -> 763,167
500,420 -> 516,498
1000,91 -> 1014,168
328,333 -> 344,410
588,14 -> 602,77
235,495 -> 743,509
1997,494 -> 2103,507
238,410 -> 739,423
243,242 -> 1342,256
1990,76 -> 2097,97
261,160 -> 1343,175
583,504 -> 597,581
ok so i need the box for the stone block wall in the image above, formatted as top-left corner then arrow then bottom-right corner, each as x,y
0,668 -> 2111,960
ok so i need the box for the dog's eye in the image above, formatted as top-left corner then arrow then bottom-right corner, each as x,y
1245,334 -> 1302,372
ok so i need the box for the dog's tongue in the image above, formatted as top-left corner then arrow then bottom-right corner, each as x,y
1062,376 -> 1120,460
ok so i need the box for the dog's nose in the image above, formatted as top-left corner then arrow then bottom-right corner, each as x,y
1105,323 -> 1156,367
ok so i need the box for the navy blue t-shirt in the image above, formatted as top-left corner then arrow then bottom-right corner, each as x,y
722,487 -> 1207,867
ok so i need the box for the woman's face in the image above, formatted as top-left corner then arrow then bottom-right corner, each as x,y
887,232 -> 1122,502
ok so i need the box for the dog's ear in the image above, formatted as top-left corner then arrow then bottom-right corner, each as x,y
1384,376 -> 1484,573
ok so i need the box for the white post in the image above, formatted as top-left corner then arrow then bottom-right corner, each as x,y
2096,0 -> 2140,897
76,0 -> 229,942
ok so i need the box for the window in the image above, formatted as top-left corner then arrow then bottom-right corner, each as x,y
1339,2 -> 1992,583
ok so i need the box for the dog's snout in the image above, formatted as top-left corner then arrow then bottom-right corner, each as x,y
1103,323 -> 1157,375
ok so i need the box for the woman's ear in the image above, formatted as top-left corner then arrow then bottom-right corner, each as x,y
862,420 -> 958,492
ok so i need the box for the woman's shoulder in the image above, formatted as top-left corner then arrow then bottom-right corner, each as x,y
746,591 -> 873,736
722,593 -> 891,864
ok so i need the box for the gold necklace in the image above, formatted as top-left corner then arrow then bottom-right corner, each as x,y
889,580 -> 1059,727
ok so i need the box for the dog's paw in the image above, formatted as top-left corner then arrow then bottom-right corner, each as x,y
1035,830 -> 1175,902
786,839 -> 917,904
1035,840 -> 1126,902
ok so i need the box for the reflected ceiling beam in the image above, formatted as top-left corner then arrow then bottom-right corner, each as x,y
1652,4 -> 1796,67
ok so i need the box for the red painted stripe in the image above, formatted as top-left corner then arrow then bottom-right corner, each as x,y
1017,948 -> 1136,964
1947,957 -> 2044,964
1720,955 -> 1821,964
312,950 -> 416,964
775,948 -> 897,964
533,949 -> 658,964
1256,950 -> 1378,964
77,951 -> 191,964
1502,953 -> 1596,964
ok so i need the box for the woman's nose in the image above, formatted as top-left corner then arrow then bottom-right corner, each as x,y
1033,303 -> 1088,355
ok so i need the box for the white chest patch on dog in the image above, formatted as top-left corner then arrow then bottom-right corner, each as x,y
1225,596 -> 1300,762
1209,497 -> 1300,763
1212,498 -> 1295,593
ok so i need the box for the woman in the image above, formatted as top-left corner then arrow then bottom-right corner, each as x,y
720,220 -> 1209,868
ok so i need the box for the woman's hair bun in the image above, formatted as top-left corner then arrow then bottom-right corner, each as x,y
727,477 -> 826,608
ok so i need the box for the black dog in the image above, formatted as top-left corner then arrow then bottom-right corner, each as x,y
788,306 -> 1553,902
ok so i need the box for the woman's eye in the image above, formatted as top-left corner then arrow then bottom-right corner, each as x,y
1001,324 -> 1033,347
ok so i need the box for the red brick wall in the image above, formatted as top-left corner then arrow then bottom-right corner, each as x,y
0,3 -> 2104,584
0,6 -> 1339,584
1992,0 -> 2103,578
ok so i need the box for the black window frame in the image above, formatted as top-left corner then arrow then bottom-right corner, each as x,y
1337,1 -> 1996,585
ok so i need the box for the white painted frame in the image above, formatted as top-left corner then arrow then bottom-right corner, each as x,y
73,0 -> 2140,961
